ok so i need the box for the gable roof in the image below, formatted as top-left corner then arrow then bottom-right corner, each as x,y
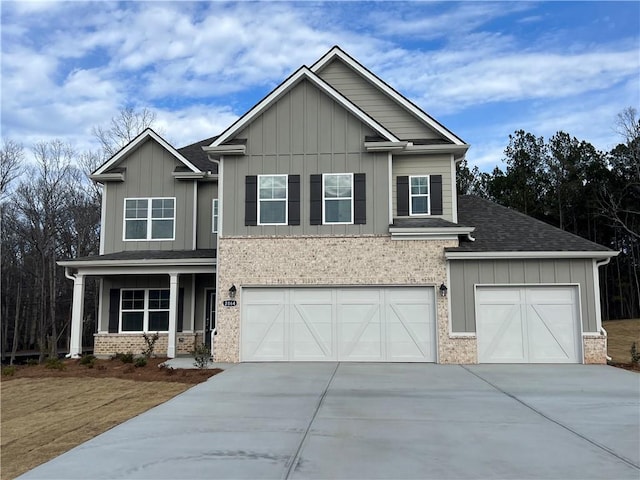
208,65 -> 400,149
93,128 -> 201,175
446,195 -> 616,258
311,46 -> 466,146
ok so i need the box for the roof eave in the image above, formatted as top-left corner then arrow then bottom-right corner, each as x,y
444,250 -> 620,260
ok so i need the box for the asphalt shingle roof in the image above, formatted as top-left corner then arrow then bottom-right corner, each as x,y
450,195 -> 613,253
177,136 -> 219,173
392,217 -> 471,229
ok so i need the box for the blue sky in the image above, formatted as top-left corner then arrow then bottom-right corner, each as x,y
1,1 -> 638,171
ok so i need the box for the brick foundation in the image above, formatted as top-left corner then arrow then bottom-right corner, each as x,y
94,332 -> 202,358
215,235 -> 465,363
583,334 -> 607,364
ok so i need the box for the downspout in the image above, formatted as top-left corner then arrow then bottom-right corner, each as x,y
596,257 -> 612,362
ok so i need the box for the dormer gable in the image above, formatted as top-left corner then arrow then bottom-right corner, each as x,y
312,46 -> 467,147
91,128 -> 202,182
205,66 -> 402,156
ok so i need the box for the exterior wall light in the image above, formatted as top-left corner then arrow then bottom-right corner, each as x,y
439,283 -> 448,297
229,284 -> 237,299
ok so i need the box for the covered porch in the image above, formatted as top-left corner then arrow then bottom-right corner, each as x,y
58,250 -> 216,358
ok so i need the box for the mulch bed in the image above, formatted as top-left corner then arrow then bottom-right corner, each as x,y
1,357 -> 222,384
608,361 -> 640,373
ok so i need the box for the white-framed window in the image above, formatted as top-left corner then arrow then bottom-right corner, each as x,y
323,173 -> 353,224
409,175 -> 430,215
258,174 -> 287,225
212,199 -> 219,233
124,197 -> 175,240
120,289 -> 169,332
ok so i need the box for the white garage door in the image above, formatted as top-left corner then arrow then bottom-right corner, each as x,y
476,286 -> 581,363
241,287 -> 436,362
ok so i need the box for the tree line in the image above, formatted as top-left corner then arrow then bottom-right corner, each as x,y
1,107 -> 637,363
457,107 -> 639,321
1,109 -> 155,363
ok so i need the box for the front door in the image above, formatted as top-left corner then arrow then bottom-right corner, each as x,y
205,289 -> 216,348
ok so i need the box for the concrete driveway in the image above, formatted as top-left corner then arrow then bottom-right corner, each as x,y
19,363 -> 640,479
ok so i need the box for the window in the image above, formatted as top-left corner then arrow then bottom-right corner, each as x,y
409,176 -> 430,215
120,289 -> 169,332
258,175 -> 287,224
212,199 -> 219,233
323,173 -> 353,224
124,198 -> 175,240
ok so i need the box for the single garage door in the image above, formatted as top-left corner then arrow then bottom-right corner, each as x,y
476,286 -> 581,363
241,287 -> 436,362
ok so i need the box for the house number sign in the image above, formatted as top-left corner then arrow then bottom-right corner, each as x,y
223,300 -> 237,307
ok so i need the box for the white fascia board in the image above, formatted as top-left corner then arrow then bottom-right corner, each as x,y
210,66 -> 399,148
364,141 -> 409,151
395,144 -> 470,158
311,47 -> 466,146
63,264 -> 215,277
202,144 -> 246,156
89,172 -> 124,182
58,257 -> 216,268
390,226 -> 475,235
172,172 -> 206,180
93,128 -> 201,175
445,250 -> 620,260
391,233 -> 461,241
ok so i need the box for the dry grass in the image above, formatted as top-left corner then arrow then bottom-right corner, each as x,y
603,318 -> 640,364
0,377 -> 190,480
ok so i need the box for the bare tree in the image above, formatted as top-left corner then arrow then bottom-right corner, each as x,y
92,107 -> 157,159
1,139 -> 24,198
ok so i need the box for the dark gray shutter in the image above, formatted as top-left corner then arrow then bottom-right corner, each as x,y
354,173 -> 366,224
108,289 -> 120,333
397,176 -> 409,216
245,175 -> 257,226
310,174 -> 322,225
288,175 -> 300,225
177,288 -> 184,333
430,175 -> 443,215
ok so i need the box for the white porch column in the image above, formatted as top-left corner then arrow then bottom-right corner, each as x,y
69,274 -> 85,358
167,273 -> 179,358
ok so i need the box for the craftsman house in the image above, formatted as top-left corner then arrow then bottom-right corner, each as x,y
59,46 -> 617,364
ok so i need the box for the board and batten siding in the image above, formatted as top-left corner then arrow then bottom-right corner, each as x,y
102,139 -> 196,253
222,79 -> 389,236
392,155 -> 454,221
316,58 -> 441,140
449,259 -> 598,333
196,181 -> 218,250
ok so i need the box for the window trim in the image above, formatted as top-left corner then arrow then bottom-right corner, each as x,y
409,175 -> 431,216
123,197 -> 176,241
257,174 -> 288,226
119,288 -> 170,333
212,198 -> 219,233
322,173 -> 354,225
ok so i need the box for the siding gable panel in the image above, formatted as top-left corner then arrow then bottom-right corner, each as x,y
316,58 -> 442,140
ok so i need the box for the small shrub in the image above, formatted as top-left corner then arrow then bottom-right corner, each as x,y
191,343 -> 211,369
45,357 -> 66,370
631,342 -> 640,365
26,358 -> 38,366
134,357 -> 147,368
114,352 -> 134,364
2,366 -> 16,376
80,354 -> 96,368
142,332 -> 160,358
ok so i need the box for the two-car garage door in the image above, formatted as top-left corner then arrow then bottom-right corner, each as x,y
476,286 -> 581,363
241,287 -> 436,362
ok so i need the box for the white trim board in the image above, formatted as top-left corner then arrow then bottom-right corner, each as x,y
445,251 -> 619,260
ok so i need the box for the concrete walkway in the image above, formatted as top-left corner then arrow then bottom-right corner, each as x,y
19,364 -> 640,479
